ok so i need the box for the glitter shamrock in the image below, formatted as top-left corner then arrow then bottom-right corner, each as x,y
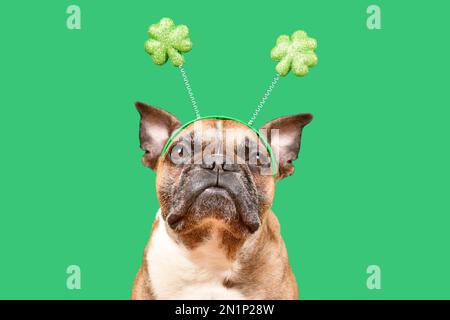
144,17 -> 192,67
271,30 -> 318,77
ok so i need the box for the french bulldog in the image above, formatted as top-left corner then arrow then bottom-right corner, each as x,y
131,102 -> 313,300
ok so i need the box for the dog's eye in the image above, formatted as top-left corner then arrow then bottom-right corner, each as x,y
255,152 -> 263,166
252,152 -> 260,166
176,146 -> 184,157
248,151 -> 262,166
248,149 -> 270,168
169,141 -> 192,165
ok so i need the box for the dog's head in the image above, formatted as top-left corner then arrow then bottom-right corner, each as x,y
135,102 -> 312,249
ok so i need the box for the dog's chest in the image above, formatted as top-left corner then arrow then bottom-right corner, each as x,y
146,214 -> 245,300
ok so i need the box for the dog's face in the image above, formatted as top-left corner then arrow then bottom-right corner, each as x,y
135,102 -> 312,251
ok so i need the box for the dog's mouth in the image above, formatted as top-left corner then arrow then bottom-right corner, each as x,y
202,186 -> 233,200
167,185 -> 236,227
166,181 -> 260,234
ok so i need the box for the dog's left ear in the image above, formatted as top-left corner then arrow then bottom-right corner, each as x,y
260,114 -> 313,180
135,102 -> 181,170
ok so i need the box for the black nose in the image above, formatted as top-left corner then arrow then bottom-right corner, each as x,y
200,155 -> 239,172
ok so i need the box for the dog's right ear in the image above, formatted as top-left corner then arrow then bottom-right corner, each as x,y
135,102 -> 181,170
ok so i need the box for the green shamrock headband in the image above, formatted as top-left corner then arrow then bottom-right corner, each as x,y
144,17 -> 318,75
271,30 -> 318,76
143,17 -> 318,179
145,17 -> 192,67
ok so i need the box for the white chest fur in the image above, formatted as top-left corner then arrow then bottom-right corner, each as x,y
146,211 -> 246,300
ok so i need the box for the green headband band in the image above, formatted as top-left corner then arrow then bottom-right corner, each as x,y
160,116 -> 277,178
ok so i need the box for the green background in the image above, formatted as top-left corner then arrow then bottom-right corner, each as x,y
1,0 -> 449,299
